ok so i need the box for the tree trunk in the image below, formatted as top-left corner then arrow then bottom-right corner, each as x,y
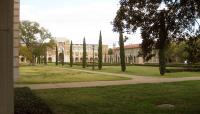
158,11 -> 167,75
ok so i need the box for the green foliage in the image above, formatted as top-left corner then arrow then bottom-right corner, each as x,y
166,42 -> 188,63
14,87 -> 53,114
159,48 -> 166,75
104,53 -> 107,63
61,49 -> 64,66
119,32 -> 126,72
166,36 -> 200,64
98,31 -> 103,70
82,37 -> 87,68
35,81 -> 200,114
20,20 -> 54,65
70,41 -> 73,67
108,48 -> 113,63
55,45 -> 58,66
113,0 -> 200,75
158,11 -> 167,75
185,36 -> 200,64
17,65 -> 128,84
19,45 -> 33,62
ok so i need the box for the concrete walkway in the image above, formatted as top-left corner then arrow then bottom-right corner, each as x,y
15,68 -> 200,90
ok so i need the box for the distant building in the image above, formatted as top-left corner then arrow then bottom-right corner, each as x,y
112,44 -> 159,64
47,39 -> 70,63
20,38 -> 158,64
46,38 -> 109,63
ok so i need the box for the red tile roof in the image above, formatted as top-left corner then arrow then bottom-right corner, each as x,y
114,44 -> 140,50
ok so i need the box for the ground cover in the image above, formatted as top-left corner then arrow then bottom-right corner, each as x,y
17,65 -> 129,84
34,80 -> 200,114
65,65 -> 200,77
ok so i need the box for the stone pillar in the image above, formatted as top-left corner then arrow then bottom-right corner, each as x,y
14,0 -> 20,81
0,0 -> 14,114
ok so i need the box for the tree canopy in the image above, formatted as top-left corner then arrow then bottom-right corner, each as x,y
113,0 -> 200,60
113,0 -> 200,74
20,20 -> 55,64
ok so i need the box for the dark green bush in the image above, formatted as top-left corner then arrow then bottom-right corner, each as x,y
15,87 -> 53,114
166,68 -> 200,73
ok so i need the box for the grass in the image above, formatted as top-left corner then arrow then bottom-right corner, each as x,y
16,65 -> 130,84
65,65 -> 200,77
34,80 -> 200,114
15,87 -> 53,114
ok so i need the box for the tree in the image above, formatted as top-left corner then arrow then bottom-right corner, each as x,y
20,20 -> 52,65
55,45 -> 58,65
119,31 -> 126,72
128,54 -> 133,64
104,53 -> 107,63
113,0 -> 200,75
166,41 -> 187,63
44,47 -> 47,65
185,36 -> 200,64
82,37 -> 87,68
70,40 -> 73,67
108,48 -> 113,63
61,49 -> 64,66
158,11 -> 167,75
98,31 -> 103,70
19,45 -> 33,62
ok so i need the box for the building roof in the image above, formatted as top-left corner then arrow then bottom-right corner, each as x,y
114,44 -> 140,50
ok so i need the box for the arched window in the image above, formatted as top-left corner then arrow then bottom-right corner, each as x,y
48,57 -> 52,63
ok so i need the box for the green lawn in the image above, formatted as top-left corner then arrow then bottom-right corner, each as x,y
65,65 -> 200,77
16,65 -> 129,84
34,80 -> 200,114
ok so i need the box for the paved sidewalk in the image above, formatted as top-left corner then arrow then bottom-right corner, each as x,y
15,68 -> 200,90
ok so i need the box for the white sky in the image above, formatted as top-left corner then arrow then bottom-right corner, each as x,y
20,0 -> 142,47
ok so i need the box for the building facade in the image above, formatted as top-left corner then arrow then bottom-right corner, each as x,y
46,38 -> 109,63
112,44 -> 159,64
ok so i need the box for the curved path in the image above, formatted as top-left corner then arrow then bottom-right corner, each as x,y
15,68 -> 200,90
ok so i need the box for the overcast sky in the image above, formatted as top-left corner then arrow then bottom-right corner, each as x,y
20,0 -> 142,47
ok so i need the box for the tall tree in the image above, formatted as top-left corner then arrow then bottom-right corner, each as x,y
113,0 -> 200,75
55,45 -> 58,65
19,45 -> 33,62
185,35 -> 200,64
70,40 -> 73,67
166,41 -> 187,63
108,48 -> 113,63
44,47 -> 47,65
158,11 -> 167,75
119,31 -> 126,72
61,49 -> 64,66
98,31 -> 103,70
104,53 -> 107,63
20,20 -> 52,65
82,37 -> 87,68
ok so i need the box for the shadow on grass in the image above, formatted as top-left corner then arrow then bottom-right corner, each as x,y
15,87 -> 53,114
